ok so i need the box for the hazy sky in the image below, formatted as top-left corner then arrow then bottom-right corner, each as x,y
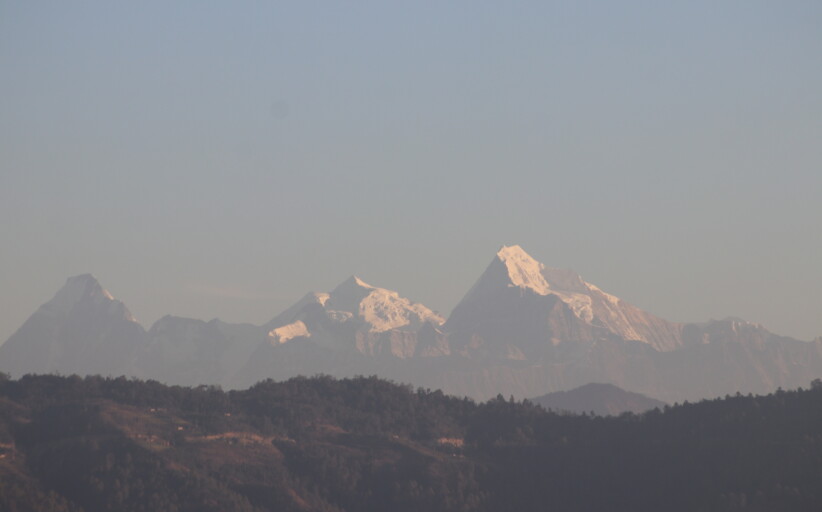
2,2 -> 821,343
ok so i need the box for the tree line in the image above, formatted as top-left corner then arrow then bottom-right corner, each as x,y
1,372 -> 821,511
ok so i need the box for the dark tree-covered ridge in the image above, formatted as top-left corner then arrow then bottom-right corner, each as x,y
1,373 -> 821,511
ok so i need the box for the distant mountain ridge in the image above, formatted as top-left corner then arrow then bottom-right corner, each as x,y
530,383 -> 667,416
2,245 -> 821,403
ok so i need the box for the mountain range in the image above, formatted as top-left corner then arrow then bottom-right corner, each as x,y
1,245 -> 820,403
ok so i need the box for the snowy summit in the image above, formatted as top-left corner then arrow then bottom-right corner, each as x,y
496,245 -> 551,295
327,276 -> 444,333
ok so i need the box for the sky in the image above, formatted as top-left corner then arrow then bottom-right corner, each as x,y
1,1 -> 821,343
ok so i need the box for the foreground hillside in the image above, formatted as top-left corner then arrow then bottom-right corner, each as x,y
1,374 -> 822,511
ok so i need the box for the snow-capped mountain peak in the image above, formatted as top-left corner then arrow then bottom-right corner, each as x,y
358,287 -> 442,333
267,275 -> 444,340
329,276 -> 379,307
327,276 -> 443,333
496,245 -> 551,295
448,245 -> 684,352
327,275 -> 379,313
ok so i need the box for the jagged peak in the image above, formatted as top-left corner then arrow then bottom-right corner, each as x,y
324,275 -> 443,332
495,245 -> 550,295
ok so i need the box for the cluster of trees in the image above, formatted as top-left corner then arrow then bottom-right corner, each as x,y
1,373 -> 822,511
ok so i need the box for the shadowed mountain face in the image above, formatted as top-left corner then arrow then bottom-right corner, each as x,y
137,316 -> 265,388
0,275 -> 147,378
530,383 -> 667,416
2,246 -> 822,403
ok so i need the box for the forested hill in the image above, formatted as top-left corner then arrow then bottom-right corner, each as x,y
2,374 -> 822,512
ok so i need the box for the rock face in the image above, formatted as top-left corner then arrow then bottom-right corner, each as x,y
2,247 -> 822,404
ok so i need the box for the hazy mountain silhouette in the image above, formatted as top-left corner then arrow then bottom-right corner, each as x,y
530,382 -> 666,416
0,274 -> 147,377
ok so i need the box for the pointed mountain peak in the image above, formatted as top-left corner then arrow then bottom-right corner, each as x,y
329,275 -> 381,307
448,245 -> 683,352
495,245 -> 550,295
263,291 -> 329,331
328,275 -> 444,332
48,274 -> 114,311
496,244 -> 532,260
67,273 -> 109,292
335,275 -> 375,291
269,273 -> 443,338
329,275 -> 392,316
41,274 -> 137,322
